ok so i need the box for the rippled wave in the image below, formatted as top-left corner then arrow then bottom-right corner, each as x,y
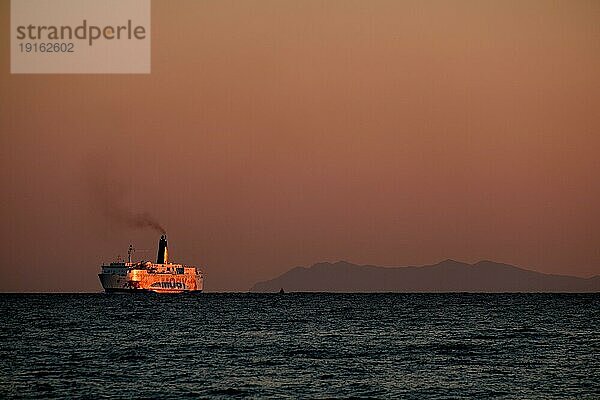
0,293 -> 598,398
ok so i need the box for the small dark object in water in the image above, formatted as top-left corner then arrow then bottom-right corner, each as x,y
279,288 -> 285,294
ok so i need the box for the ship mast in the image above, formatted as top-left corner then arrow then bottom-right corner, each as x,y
127,244 -> 134,263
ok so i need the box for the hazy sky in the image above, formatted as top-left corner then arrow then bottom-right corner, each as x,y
1,0 -> 599,291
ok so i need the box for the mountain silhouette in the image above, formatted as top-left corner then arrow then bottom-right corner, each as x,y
250,260 -> 600,292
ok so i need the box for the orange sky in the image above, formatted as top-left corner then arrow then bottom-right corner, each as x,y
1,0 -> 599,291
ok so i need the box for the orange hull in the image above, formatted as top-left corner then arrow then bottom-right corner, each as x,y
99,263 -> 203,293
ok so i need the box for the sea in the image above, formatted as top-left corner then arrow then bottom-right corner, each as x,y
0,293 -> 598,399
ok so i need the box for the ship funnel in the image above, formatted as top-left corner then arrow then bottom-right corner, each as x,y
157,235 -> 169,264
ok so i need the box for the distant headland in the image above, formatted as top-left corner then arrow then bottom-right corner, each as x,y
250,260 -> 600,293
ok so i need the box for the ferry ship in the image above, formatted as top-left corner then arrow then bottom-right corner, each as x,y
98,235 -> 203,293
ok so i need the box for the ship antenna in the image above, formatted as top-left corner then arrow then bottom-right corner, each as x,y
128,244 -> 134,263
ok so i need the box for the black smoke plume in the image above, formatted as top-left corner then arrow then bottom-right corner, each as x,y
85,157 -> 166,234
102,208 -> 166,234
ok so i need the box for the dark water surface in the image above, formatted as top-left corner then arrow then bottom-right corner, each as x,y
0,293 -> 598,399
